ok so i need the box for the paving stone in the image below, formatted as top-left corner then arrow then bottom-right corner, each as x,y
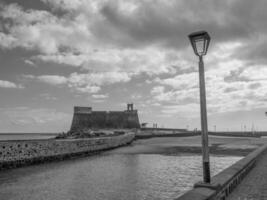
227,151 -> 267,200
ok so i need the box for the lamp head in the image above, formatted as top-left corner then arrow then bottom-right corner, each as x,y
188,31 -> 210,57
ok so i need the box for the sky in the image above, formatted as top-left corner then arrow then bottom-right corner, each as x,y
1,0 -> 267,132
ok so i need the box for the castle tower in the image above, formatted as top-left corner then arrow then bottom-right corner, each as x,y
127,103 -> 134,111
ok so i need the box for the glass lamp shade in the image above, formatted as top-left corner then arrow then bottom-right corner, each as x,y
188,31 -> 210,56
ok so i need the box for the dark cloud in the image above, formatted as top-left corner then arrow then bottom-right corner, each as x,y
90,0 -> 267,49
99,1 -> 190,48
2,0 -> 267,56
1,0 -> 49,11
235,40 -> 267,65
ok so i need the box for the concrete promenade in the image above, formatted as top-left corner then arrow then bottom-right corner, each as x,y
227,150 -> 267,200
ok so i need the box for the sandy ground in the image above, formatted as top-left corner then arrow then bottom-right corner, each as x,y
107,136 -> 267,156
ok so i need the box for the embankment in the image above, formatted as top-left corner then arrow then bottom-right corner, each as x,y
137,129 -> 267,139
136,128 -> 198,139
209,131 -> 262,137
175,144 -> 267,200
0,132 -> 135,170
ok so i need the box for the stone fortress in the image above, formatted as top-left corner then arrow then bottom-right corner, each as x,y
70,103 -> 140,131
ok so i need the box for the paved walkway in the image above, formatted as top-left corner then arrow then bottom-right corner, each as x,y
227,150 -> 267,200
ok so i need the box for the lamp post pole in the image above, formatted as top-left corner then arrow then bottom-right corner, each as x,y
198,55 -> 211,183
188,30 -> 211,184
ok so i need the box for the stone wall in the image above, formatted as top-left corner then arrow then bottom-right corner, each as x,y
0,132 -> 135,169
70,105 -> 140,131
136,128 -> 197,138
175,144 -> 267,200
209,131 -> 261,137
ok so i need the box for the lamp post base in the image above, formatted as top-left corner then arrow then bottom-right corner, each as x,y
194,182 -> 221,190
203,161 -> 211,183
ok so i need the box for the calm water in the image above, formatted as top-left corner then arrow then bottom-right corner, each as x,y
0,138 -> 242,200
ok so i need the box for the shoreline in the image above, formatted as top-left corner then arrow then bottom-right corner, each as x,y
109,143 -> 256,156
107,135 -> 265,157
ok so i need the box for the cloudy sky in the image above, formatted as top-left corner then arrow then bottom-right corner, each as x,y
1,0 -> 267,132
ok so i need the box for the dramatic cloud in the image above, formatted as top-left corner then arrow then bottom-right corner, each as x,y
2,0 -> 267,80
1,0 -> 267,130
1,0 -> 265,71
1,0 -> 267,56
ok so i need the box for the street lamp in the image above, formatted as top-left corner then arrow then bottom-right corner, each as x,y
188,30 -> 211,183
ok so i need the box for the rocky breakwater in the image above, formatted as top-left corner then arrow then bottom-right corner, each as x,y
0,130 -> 135,170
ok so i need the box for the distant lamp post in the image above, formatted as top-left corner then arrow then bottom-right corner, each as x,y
188,30 -> 211,183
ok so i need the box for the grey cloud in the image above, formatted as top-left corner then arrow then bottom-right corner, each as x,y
248,82 -> 261,90
244,91 -> 257,100
224,68 -> 250,83
235,40 -> 267,65
224,87 -> 239,93
239,100 -> 247,107
173,66 -> 197,75
2,0 -> 267,58
91,0 -> 267,70
93,0 -> 262,49
177,97 -> 198,105
2,0 -> 267,78
99,2 -> 189,48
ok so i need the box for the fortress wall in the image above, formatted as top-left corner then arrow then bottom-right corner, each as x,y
74,107 -> 92,114
124,111 -> 140,128
90,111 -> 107,128
70,107 -> 140,131
70,113 -> 91,131
107,112 -> 126,128
0,132 -> 135,169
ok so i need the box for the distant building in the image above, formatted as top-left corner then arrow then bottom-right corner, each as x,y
141,123 -> 148,128
70,104 -> 140,131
